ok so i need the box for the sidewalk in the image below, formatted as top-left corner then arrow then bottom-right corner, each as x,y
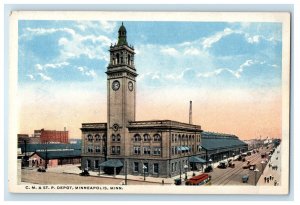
45,164 -> 174,185
257,145 -> 281,186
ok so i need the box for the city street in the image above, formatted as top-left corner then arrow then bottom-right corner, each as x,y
21,146 -> 276,186
209,146 -> 273,185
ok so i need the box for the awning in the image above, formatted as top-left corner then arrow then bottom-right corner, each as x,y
189,156 -> 206,163
99,159 -> 123,168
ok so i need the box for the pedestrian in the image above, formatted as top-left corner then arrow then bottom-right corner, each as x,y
264,176 -> 267,183
270,175 -> 272,181
267,178 -> 269,183
274,180 -> 277,186
162,179 -> 164,185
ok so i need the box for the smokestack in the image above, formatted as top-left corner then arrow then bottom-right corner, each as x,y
189,101 -> 192,124
64,127 -> 66,131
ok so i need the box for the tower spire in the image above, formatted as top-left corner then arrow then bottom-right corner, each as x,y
117,22 -> 128,46
189,101 -> 192,124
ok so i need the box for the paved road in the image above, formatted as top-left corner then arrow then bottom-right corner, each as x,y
209,146 -> 273,186
21,169 -> 164,185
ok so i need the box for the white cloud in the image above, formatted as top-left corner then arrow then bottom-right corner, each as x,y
160,47 -> 179,56
77,66 -> 97,78
75,21 -> 117,33
246,35 -> 261,44
27,74 -> 35,80
25,27 -> 76,37
165,68 -> 192,80
197,68 -> 225,78
202,28 -> 234,49
38,73 -> 52,81
270,64 -> 278,68
183,47 -> 201,56
34,62 -> 70,70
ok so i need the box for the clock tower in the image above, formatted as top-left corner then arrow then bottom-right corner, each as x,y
106,23 -> 137,157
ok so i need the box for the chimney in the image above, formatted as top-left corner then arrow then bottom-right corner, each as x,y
189,101 -> 192,124
64,127 -> 66,131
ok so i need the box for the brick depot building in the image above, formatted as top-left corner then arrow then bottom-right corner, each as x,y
37,128 -> 69,144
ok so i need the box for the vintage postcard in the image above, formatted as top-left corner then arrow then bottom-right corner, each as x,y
8,11 -> 290,194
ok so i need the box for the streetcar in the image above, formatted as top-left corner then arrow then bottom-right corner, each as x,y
185,173 -> 212,186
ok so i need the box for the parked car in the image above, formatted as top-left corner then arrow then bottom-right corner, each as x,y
249,164 -> 256,170
242,175 -> 249,183
79,170 -> 90,176
174,178 -> 182,185
37,167 -> 46,172
185,174 -> 212,186
217,162 -> 228,169
242,164 -> 251,169
204,165 -> 213,173
247,152 -> 252,156
228,161 -> 235,168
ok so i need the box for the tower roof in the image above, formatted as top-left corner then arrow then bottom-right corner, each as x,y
117,22 -> 128,46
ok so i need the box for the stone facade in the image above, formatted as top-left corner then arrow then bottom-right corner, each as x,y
81,23 -> 204,178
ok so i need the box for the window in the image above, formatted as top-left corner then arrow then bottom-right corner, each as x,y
134,134 -> 141,141
171,163 -> 174,172
153,147 -> 161,155
116,146 -> 120,154
143,147 -> 151,155
102,146 -> 106,154
112,134 -> 116,142
95,146 -> 101,153
134,162 -> 139,172
87,134 -> 93,142
175,134 -> 178,142
117,134 -> 121,142
95,160 -> 99,169
172,134 -> 174,142
153,163 -> 159,174
143,163 -> 149,173
153,134 -> 161,142
175,162 -> 177,171
87,145 -> 93,153
87,160 -> 91,168
133,146 -> 141,154
172,146 -> 175,155
95,134 -> 101,141
111,146 -> 116,154
143,134 -> 151,142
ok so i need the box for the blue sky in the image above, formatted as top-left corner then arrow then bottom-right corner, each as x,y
17,20 -> 283,138
18,20 -> 282,90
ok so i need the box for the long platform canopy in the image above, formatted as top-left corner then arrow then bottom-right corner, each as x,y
99,159 -> 123,168
189,156 -> 206,164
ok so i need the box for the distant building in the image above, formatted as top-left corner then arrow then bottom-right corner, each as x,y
34,128 -> 69,144
17,134 -> 30,144
200,132 -> 248,163
19,143 -> 81,168
28,136 -> 41,144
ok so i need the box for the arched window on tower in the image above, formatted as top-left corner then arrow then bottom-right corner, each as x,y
128,54 -> 131,65
134,134 -> 141,141
116,53 -> 120,64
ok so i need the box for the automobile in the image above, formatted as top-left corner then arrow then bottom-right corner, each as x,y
79,170 -> 90,176
252,150 -> 256,154
241,153 -> 247,157
236,155 -> 243,161
37,167 -> 46,172
247,152 -> 252,156
242,175 -> 249,183
174,178 -> 182,185
242,164 -> 251,169
229,162 -> 235,168
204,165 -> 213,173
249,164 -> 256,170
261,153 -> 266,158
242,157 -> 246,162
217,162 -> 228,169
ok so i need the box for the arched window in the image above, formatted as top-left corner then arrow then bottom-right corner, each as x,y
134,134 -> 141,141
95,134 -> 101,141
116,53 -> 120,64
128,54 -> 131,65
117,134 -> 121,142
143,134 -> 151,142
153,134 -> 161,142
87,134 -> 93,142
112,134 -> 116,142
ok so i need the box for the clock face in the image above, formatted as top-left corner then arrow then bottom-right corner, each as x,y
112,80 -> 120,91
112,124 -> 119,132
128,81 -> 134,91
